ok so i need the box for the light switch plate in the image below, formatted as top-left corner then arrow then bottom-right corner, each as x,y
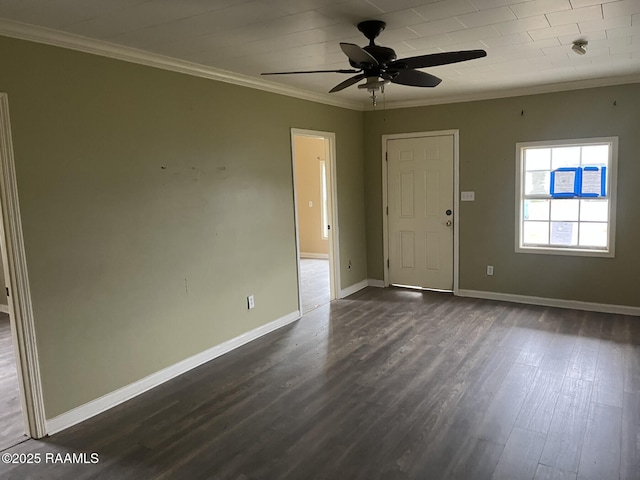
461,191 -> 475,201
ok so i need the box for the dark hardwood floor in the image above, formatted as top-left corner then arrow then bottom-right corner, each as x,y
0,312 -> 26,452
1,287 -> 639,479
300,258 -> 330,314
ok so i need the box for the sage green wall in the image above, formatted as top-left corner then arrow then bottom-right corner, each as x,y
364,83 -> 640,307
0,35 -> 366,418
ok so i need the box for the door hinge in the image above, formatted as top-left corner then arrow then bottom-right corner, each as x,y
385,152 -> 388,161
386,206 -> 388,215
387,259 -> 390,268
5,287 -> 8,297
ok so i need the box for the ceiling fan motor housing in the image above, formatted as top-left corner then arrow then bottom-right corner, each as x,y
365,44 -> 396,62
351,21 -> 397,75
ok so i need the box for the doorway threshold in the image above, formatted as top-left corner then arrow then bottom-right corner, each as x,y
391,284 -> 453,293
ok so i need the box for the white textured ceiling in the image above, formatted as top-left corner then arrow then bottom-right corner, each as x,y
1,0 -> 639,108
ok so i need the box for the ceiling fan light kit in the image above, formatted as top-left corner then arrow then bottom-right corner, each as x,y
262,20 -> 487,106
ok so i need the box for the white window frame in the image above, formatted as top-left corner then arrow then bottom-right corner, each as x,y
320,160 -> 329,240
515,137 -> 618,258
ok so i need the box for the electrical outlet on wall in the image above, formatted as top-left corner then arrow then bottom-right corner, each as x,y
461,191 -> 475,201
486,265 -> 494,276
247,295 -> 255,309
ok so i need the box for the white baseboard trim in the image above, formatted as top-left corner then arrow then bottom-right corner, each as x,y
300,252 -> 329,259
456,289 -> 640,316
0,304 -> 8,314
45,310 -> 301,435
340,279 -> 369,298
367,279 -> 385,288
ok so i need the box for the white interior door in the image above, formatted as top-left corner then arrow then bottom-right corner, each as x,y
387,135 -> 454,290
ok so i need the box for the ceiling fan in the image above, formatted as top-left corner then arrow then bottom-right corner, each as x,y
262,20 -> 487,105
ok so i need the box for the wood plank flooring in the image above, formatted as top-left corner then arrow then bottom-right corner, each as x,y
0,312 -> 26,451
300,258 -> 330,314
1,287 -> 639,479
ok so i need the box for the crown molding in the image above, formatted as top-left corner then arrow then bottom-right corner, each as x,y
375,73 -> 640,111
2,18 -> 638,114
0,19 -> 364,111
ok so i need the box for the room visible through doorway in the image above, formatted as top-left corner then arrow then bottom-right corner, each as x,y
291,130 -> 339,314
0,194 -> 26,450
0,309 -> 26,450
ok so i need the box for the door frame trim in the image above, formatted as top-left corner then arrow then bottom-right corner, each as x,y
290,129 -> 340,311
381,130 -> 460,294
0,93 -> 47,438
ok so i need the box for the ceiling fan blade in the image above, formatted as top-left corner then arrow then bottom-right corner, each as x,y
340,43 -> 379,67
261,69 -> 361,75
329,73 -> 366,93
389,69 -> 442,87
389,49 -> 487,70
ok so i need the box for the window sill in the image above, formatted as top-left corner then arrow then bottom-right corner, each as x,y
515,245 -> 614,258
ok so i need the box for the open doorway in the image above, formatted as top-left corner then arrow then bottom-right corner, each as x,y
0,95 -> 27,450
0,93 -> 46,444
0,275 -> 26,450
291,129 -> 339,314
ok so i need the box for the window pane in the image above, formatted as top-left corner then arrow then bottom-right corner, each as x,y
550,221 -> 578,246
525,171 -> 550,195
517,137 -> 615,256
579,222 -> 608,247
525,148 -> 551,171
523,221 -> 549,245
551,146 -> 580,169
580,199 -> 608,222
524,199 -> 549,220
581,145 -> 608,167
550,199 -> 579,221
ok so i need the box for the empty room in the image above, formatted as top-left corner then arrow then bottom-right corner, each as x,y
0,1 -> 638,479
